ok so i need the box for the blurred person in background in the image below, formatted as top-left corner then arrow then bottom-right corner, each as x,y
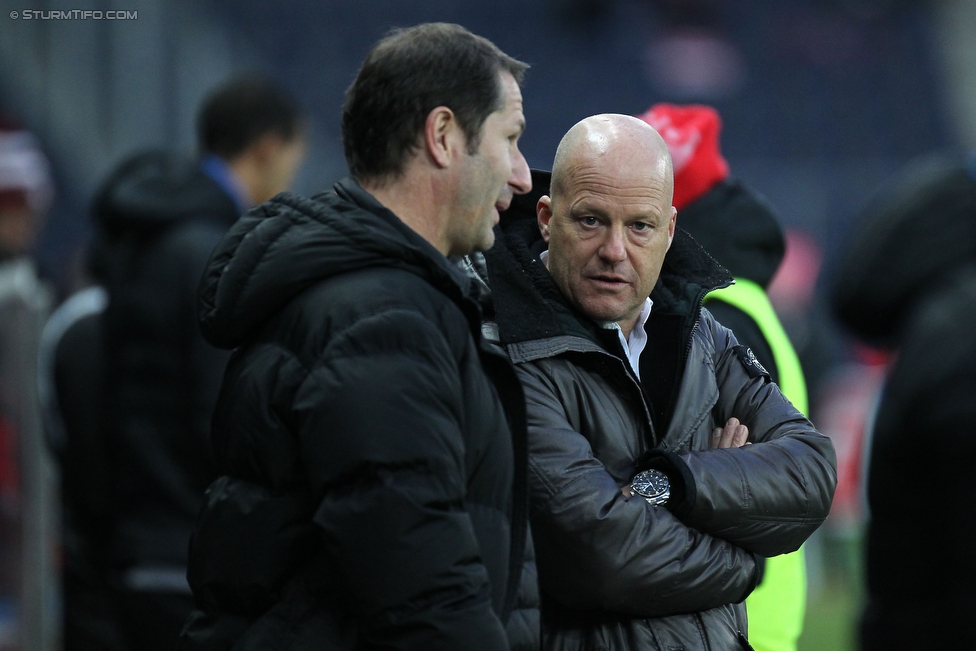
766,229 -> 842,405
0,118 -> 57,651
832,154 -> 976,651
39,277 -> 115,651
82,75 -> 305,651
180,23 -> 536,651
639,103 -> 809,651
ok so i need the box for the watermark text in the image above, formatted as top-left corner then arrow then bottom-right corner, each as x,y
9,9 -> 138,20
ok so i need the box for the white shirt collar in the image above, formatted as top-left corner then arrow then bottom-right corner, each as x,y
600,298 -> 652,380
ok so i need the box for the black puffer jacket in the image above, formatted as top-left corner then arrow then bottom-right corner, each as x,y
180,178 -> 537,650
832,156 -> 976,651
485,185 -> 836,650
92,151 -> 239,573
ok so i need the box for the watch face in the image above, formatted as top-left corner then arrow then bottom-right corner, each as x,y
631,469 -> 670,506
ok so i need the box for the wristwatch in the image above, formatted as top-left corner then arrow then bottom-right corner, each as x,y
630,469 -> 670,506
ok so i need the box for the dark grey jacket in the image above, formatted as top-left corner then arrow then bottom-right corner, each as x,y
484,204 -> 836,650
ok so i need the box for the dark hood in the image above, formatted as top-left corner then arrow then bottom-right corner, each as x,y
676,179 -> 785,289
486,170 -> 732,346
832,156 -> 976,344
92,150 -> 238,236
198,177 -> 477,349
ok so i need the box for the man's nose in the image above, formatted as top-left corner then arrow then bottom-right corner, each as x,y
509,147 -> 532,195
598,226 -> 627,263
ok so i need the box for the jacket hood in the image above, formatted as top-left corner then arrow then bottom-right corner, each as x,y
832,156 -> 976,344
92,150 -> 238,236
198,178 -> 475,349
486,170 -> 732,347
676,179 -> 785,288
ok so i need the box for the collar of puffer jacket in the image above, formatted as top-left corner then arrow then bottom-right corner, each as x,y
485,169 -> 732,352
198,177 -> 480,349
92,149 -> 239,237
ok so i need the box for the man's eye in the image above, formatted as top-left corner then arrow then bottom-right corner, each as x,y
581,216 -> 599,226
632,222 -> 649,232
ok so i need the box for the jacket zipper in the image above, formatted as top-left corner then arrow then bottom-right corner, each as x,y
659,289 -> 709,449
598,334 -> 658,445
677,278 -> 732,394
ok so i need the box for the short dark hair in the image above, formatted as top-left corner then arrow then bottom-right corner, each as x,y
342,23 -> 528,184
197,76 -> 303,160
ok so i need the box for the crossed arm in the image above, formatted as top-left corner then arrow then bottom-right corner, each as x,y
651,325 -> 838,557
518,360 -> 764,618
518,338 -> 836,617
621,417 -> 750,499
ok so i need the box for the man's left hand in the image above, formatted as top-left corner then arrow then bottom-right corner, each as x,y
710,417 -> 750,449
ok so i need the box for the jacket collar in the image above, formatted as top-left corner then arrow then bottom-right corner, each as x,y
484,170 -> 732,358
94,150 -> 240,236
334,177 -> 485,310
199,177 -> 483,349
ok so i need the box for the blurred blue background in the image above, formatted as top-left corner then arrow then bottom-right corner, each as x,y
2,0 -> 974,294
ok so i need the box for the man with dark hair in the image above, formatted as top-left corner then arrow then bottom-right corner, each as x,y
180,23 -> 536,651
342,23 -> 527,184
483,114 -> 835,650
79,75 -> 305,651
197,76 -> 305,205
199,77 -> 303,156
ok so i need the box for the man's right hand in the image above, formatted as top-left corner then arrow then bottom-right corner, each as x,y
711,417 -> 749,449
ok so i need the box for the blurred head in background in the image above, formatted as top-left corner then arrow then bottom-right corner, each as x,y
197,75 -> 306,206
0,119 -> 53,259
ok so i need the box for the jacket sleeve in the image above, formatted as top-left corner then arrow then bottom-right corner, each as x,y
518,360 -> 763,618
656,312 -> 837,557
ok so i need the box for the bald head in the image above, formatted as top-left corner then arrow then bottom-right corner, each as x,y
550,114 -> 674,205
538,113 -> 678,338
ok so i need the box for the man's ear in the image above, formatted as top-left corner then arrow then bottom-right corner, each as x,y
666,205 -> 677,250
424,106 -> 458,169
537,195 -> 553,243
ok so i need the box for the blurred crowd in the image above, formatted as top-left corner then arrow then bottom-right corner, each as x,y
0,78 -> 306,650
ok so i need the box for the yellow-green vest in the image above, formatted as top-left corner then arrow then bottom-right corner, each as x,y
705,278 -> 808,651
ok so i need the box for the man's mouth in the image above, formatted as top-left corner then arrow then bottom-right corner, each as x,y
588,274 -> 629,289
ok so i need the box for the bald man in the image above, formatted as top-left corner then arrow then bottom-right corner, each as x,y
480,115 -> 836,650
